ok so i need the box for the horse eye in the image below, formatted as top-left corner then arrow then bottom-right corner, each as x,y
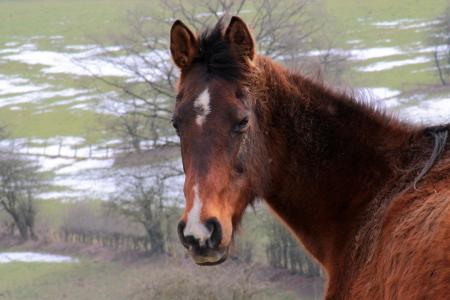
233,116 -> 249,134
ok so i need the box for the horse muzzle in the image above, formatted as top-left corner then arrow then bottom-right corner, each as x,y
178,219 -> 229,265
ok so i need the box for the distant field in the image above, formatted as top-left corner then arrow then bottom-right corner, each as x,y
0,0 -> 448,141
324,0 -> 449,89
0,0 -> 154,44
0,0 -> 448,139
0,0 -> 157,140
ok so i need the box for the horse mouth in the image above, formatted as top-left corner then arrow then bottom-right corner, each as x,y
190,247 -> 228,266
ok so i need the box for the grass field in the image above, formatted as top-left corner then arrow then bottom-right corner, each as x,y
0,0 -> 154,44
0,252 -> 305,300
323,0 -> 448,89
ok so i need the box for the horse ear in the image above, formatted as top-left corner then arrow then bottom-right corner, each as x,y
170,20 -> 198,69
225,16 -> 255,61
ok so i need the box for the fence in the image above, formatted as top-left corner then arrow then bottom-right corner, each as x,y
58,227 -> 152,252
0,137 -> 176,160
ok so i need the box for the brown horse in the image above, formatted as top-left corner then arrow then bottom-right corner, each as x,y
169,16 -> 450,299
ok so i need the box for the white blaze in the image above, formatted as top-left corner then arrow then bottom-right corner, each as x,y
194,88 -> 211,126
184,184 -> 211,246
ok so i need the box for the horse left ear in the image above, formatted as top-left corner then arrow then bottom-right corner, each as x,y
225,16 -> 255,61
170,20 -> 198,70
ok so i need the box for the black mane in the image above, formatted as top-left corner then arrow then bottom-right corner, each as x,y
194,20 -> 245,81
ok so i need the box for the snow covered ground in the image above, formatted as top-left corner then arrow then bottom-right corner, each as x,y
0,252 -> 78,263
0,40 -> 169,117
36,156 -> 184,202
372,19 -> 440,30
358,87 -> 450,125
3,45 -> 168,79
358,56 -> 431,72
0,136 -> 182,201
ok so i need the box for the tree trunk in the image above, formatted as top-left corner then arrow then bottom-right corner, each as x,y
147,223 -> 165,254
434,50 -> 448,85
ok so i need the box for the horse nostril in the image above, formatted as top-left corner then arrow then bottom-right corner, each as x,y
177,220 -> 189,249
178,220 -> 203,249
205,218 -> 222,249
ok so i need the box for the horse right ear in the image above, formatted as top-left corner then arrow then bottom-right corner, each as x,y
170,20 -> 198,69
225,16 -> 255,62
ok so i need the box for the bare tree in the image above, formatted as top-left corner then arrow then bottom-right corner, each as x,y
108,167 -> 183,254
0,154 -> 41,240
431,6 -> 450,86
87,0 -> 342,153
264,212 -> 322,277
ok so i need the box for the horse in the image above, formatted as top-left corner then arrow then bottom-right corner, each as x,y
169,16 -> 450,299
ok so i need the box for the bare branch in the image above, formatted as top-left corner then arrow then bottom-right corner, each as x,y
87,0 -> 343,154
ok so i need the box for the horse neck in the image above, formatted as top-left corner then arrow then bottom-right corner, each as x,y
252,56 -> 424,272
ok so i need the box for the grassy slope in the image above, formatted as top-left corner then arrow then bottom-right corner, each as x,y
0,0 -> 150,140
0,0 -> 153,44
324,0 -> 448,89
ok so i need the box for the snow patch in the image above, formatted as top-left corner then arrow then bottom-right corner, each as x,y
5,50 -> 129,77
358,56 -> 430,72
358,87 -> 400,99
38,157 -> 76,172
307,47 -> 404,61
5,42 -> 18,47
56,159 -> 114,175
400,97 -> 450,125
0,88 -> 87,108
373,19 -> 440,30
347,39 -> 362,45
0,252 -> 78,263
0,75 -> 49,96
4,47 -> 167,80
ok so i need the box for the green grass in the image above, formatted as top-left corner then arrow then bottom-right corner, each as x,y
0,260 -> 135,300
0,0 -> 157,45
324,0 -> 447,46
0,106 -> 107,140
0,258 -> 299,300
0,261 -> 84,292
350,59 -> 436,90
